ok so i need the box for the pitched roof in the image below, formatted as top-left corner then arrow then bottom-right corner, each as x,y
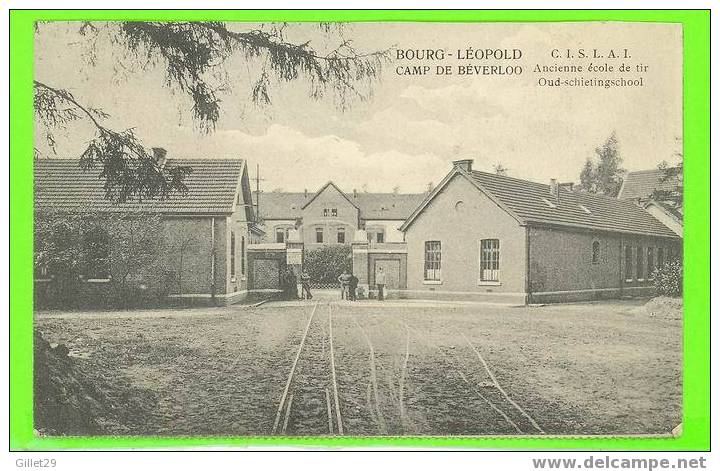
402,168 -> 679,239
35,158 -> 245,214
255,189 -> 426,220
618,167 -> 682,200
352,193 -> 427,219
300,182 -> 360,211
255,192 -> 307,219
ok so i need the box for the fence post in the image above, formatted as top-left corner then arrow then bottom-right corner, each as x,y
352,230 -> 369,298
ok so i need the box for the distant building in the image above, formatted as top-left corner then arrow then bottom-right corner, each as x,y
34,155 -> 261,306
618,167 -> 683,237
254,182 -> 426,248
399,159 -> 682,304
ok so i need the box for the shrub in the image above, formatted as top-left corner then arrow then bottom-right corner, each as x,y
653,258 -> 683,297
34,210 -> 166,309
303,245 -> 352,285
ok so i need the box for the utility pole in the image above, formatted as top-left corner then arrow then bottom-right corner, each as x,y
256,163 -> 260,217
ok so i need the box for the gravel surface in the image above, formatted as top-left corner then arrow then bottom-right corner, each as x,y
34,297 -> 682,436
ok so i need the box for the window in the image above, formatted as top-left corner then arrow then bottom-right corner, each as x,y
275,226 -> 291,243
479,239 -> 500,282
337,227 -> 345,244
636,245 -> 644,280
657,247 -> 665,268
591,241 -> 600,264
323,208 -> 329,217
230,231 -> 236,277
647,247 -> 654,278
316,227 -> 324,243
625,245 -> 633,281
424,241 -> 442,281
367,226 -> 385,244
331,208 -> 338,217
241,236 -> 246,276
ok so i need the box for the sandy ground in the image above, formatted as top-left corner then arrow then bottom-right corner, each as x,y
35,297 -> 682,436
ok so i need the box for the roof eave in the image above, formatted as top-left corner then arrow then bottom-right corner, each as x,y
524,219 -> 681,240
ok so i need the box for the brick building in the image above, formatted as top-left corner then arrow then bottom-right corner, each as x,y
34,156 -> 261,305
254,182 -> 425,247
399,159 -> 682,304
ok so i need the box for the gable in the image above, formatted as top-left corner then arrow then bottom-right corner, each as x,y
404,173 -> 520,234
302,183 -> 359,221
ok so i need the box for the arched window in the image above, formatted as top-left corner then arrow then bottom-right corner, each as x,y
591,241 -> 600,264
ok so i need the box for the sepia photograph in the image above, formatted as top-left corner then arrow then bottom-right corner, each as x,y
31,20 -> 685,438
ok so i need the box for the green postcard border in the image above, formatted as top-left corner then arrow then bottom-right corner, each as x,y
9,9 -> 710,451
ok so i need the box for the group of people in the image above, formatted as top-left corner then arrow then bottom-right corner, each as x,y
337,266 -> 386,301
337,271 -> 359,301
280,267 -> 314,300
280,266 -> 387,301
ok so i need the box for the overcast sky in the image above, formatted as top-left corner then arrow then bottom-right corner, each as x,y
35,21 -> 682,193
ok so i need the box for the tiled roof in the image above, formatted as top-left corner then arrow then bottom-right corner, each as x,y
35,158 -> 244,214
469,171 -> 679,238
255,192 -> 307,220
255,190 -> 426,220
618,168 -> 681,200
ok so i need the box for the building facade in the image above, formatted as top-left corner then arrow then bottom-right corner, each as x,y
399,160 -> 682,304
254,183 -> 425,247
34,156 -> 261,306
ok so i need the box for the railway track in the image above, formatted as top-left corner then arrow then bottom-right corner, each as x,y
399,319 -> 544,435
273,302 -> 343,435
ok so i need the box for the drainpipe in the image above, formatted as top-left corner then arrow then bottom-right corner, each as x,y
619,235 -> 624,296
525,226 -> 532,305
210,217 -> 216,304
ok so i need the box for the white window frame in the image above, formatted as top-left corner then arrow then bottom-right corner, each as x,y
423,241 -> 442,283
478,239 -> 501,285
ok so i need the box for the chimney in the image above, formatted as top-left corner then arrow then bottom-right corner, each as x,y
152,147 -> 168,167
549,178 -> 559,199
452,159 -> 473,172
304,189 -> 308,198
558,182 -> 574,193
353,189 -> 357,198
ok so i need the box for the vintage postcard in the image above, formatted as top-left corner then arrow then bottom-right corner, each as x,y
30,19 -> 686,440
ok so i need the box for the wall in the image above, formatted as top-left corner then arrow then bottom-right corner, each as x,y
363,219 -> 405,243
161,216 -> 216,300
403,174 -> 526,302
528,226 -> 681,302
302,185 -> 359,249
263,219 -> 298,243
528,227 -> 622,294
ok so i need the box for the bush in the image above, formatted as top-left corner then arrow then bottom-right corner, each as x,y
653,259 -> 683,297
34,210 -> 167,309
303,245 -> 352,285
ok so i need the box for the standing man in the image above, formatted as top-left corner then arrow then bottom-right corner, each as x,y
376,266 -> 387,301
287,268 -> 299,299
348,273 -> 358,301
300,270 -> 313,300
338,270 -> 351,300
